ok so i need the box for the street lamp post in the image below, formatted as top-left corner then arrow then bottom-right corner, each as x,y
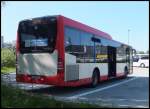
128,29 -> 130,45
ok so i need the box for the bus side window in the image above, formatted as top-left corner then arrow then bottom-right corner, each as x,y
133,57 -> 139,62
141,56 -> 149,60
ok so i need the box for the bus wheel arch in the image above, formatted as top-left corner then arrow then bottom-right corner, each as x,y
140,63 -> 145,68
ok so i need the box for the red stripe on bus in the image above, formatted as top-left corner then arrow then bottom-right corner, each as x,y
116,72 -> 125,77
100,75 -> 108,81
16,72 -> 126,87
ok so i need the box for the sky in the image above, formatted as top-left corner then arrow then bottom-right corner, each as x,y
1,1 -> 149,52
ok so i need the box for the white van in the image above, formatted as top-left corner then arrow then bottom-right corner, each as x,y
133,54 -> 149,68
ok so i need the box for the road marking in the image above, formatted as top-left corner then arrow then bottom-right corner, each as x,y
119,104 -> 148,108
78,97 -> 148,102
97,98 -> 148,102
67,77 -> 138,99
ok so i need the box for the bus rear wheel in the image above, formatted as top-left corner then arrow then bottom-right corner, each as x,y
91,70 -> 99,87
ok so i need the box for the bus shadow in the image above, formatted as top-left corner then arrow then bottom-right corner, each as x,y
26,76 -> 139,96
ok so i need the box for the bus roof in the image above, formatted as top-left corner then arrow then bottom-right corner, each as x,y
59,15 -> 131,47
19,15 -> 131,48
60,15 -> 112,40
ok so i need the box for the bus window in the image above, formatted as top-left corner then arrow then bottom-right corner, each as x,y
141,56 -> 149,60
133,57 -> 139,62
19,17 -> 57,53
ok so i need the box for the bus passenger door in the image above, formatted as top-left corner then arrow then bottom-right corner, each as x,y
108,46 -> 116,77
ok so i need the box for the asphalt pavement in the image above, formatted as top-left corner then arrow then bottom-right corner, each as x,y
1,67 -> 149,108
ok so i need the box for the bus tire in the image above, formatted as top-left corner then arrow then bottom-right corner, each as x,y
124,66 -> 128,78
91,69 -> 99,87
140,63 -> 145,68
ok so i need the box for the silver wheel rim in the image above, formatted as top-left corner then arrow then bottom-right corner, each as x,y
141,64 -> 145,68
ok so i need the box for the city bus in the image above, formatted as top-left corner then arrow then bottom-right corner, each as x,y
16,15 -> 133,87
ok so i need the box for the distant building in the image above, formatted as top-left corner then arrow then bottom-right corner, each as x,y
3,42 -> 12,48
3,40 -> 16,48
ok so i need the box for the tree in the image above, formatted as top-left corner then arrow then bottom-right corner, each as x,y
138,51 -> 145,54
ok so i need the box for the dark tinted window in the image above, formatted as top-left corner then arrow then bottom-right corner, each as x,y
65,26 -> 93,63
80,31 -> 94,63
64,26 -> 130,63
133,57 -> 139,62
141,56 -> 149,59
116,45 -> 127,63
19,17 -> 57,53
65,26 -> 81,54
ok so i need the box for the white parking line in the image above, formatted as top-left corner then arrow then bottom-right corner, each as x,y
67,77 -> 138,99
97,98 -> 148,102
119,104 -> 148,108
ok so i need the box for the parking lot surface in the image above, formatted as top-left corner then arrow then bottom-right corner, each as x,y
1,67 -> 149,108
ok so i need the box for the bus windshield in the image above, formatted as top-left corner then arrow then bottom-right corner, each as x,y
18,17 -> 57,53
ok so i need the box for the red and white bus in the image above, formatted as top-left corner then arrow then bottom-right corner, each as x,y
16,15 -> 133,87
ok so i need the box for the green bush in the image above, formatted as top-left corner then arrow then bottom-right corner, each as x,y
1,48 -> 16,67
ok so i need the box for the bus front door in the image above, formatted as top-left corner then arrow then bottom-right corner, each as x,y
108,46 -> 116,78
